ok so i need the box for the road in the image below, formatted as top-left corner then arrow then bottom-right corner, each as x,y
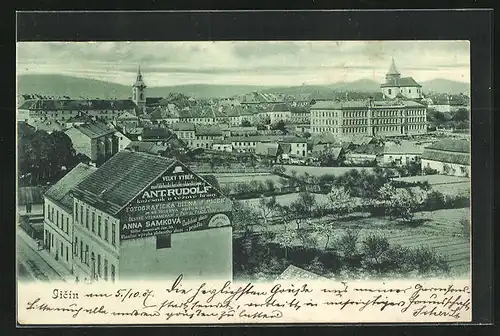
17,232 -> 64,282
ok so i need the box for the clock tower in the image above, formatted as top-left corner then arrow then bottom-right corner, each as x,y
132,66 -> 147,113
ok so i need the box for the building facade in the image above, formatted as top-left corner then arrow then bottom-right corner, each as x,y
421,139 -> 470,177
132,66 -> 147,113
71,151 -> 233,281
43,163 -> 97,275
310,99 -> 427,138
65,121 -> 118,165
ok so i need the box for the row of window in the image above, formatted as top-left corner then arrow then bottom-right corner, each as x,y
343,119 -> 367,126
45,229 -> 70,264
47,204 -> 70,236
75,204 -> 116,247
74,237 -> 116,281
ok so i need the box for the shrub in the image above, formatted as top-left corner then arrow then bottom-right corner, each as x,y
361,235 -> 391,273
408,246 -> 450,274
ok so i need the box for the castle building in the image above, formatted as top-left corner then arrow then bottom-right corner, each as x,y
380,59 -> 423,100
71,150 -> 233,282
132,66 -> 147,113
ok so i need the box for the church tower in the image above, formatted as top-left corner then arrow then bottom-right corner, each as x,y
132,66 -> 147,113
385,58 -> 401,82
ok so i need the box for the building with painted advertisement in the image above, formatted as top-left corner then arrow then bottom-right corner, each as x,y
71,150 -> 233,282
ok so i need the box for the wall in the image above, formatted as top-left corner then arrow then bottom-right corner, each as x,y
65,128 -> 92,159
72,198 -> 121,282
421,159 -> 470,177
119,226 -> 233,281
43,198 -> 73,272
383,153 -> 421,166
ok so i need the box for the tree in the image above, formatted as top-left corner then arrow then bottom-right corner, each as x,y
275,228 -> 297,260
290,192 -> 316,226
240,119 -> 251,127
362,234 -> 391,273
378,184 -> 423,222
336,228 -> 361,267
257,195 -> 278,228
232,200 -> 261,237
453,108 -> 469,123
270,120 -> 288,134
312,187 -> 353,249
265,179 -> 276,193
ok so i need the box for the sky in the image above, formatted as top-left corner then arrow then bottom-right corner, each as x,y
16,41 -> 470,87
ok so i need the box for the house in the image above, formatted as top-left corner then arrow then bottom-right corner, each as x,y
265,103 -> 292,124
70,151 -> 233,281
278,136 -> 308,157
383,142 -> 424,166
114,130 -> 132,151
255,142 -> 281,163
65,113 -> 93,129
193,125 -> 224,150
139,127 -> 175,145
18,186 -> 46,217
212,140 -> 233,153
171,122 -> 196,145
421,139 -> 470,177
125,141 -> 168,156
65,120 -> 118,166
344,153 -> 377,165
115,111 -> 140,130
43,163 -> 97,274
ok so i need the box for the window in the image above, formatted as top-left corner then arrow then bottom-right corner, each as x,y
51,234 -> 54,247
97,254 -> 101,277
66,246 -> 69,262
111,265 -> 116,282
104,259 -> 108,280
56,210 -> 59,226
60,242 -> 63,257
75,204 -> 79,222
85,245 -> 89,265
112,224 -> 116,246
156,234 -> 171,249
74,237 -> 78,256
92,213 -> 95,233
26,203 -> 32,213
98,216 -> 102,237
86,209 -> 89,229
80,205 -> 83,224
80,241 -> 83,262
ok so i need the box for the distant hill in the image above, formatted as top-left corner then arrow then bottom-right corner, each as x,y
421,79 -> 470,95
17,74 -> 132,99
17,74 -> 470,101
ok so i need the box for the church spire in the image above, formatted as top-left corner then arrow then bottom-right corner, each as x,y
387,57 -> 400,75
133,65 -> 146,88
385,57 -> 401,82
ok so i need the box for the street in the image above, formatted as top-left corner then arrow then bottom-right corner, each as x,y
17,230 -> 64,282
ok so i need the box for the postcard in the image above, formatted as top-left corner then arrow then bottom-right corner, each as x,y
16,40 -> 471,324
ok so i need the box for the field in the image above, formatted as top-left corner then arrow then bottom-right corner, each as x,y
215,173 -> 286,186
243,202 -> 470,276
242,192 -> 331,212
393,174 -> 470,196
280,165 -> 375,177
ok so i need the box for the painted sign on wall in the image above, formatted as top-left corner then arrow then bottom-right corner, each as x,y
120,212 -> 232,240
134,164 -> 222,204
120,162 -> 233,240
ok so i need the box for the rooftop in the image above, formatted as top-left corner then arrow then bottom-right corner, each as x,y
381,76 -> 422,88
72,151 -> 176,215
70,120 -> 115,138
18,99 -> 137,111
44,163 -> 97,211
384,142 -> 424,155
425,138 -> 470,153
172,122 -> 196,131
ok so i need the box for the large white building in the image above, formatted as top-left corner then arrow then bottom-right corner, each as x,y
43,163 -> 97,274
70,150 -> 233,282
310,99 -> 427,138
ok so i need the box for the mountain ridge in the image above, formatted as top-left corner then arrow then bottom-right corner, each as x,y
17,74 -> 470,100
